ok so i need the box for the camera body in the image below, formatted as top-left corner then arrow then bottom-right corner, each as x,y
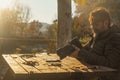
57,37 -> 82,59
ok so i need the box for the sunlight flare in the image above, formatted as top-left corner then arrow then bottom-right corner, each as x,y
0,0 -> 12,9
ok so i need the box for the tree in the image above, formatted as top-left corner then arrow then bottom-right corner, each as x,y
47,19 -> 58,39
13,0 -> 31,37
24,20 -> 42,38
0,8 -> 18,37
72,16 -> 91,38
73,0 -> 120,26
0,0 -> 31,37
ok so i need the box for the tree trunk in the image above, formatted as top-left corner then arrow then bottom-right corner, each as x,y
57,0 -> 72,48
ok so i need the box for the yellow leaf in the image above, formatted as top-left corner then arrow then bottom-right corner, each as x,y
74,0 -> 87,5
81,0 -> 86,5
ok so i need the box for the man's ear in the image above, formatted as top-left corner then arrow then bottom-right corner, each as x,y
104,19 -> 109,28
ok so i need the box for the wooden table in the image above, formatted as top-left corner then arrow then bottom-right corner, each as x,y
2,53 -> 117,80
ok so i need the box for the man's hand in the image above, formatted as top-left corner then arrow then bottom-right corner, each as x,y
70,45 -> 80,58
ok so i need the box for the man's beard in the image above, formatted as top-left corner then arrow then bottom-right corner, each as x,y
92,29 -> 102,37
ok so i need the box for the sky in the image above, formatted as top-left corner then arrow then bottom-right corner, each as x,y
21,0 -> 76,24
0,0 -> 76,24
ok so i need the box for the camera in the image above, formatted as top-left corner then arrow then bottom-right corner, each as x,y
57,37 -> 82,59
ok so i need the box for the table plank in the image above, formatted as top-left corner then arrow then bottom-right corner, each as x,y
10,54 -> 41,73
2,55 -> 27,74
28,54 -> 68,73
61,56 -> 89,72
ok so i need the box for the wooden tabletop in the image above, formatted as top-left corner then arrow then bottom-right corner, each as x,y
2,53 -> 117,80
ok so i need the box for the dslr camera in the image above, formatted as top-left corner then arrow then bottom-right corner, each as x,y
57,37 -> 82,59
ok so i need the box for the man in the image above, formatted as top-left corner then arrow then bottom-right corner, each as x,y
70,7 -> 120,80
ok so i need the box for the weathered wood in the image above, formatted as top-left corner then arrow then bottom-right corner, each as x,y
57,0 -> 72,48
2,55 -> 27,74
10,54 -> 40,73
2,54 -> 117,80
32,54 -> 68,73
61,56 -> 88,72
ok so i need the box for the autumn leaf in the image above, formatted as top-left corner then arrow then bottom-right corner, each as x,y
74,0 -> 87,5
81,0 -> 86,5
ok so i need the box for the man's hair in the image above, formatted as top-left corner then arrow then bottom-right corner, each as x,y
89,7 -> 111,26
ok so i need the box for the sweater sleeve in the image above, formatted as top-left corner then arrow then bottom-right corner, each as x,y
78,49 -> 110,67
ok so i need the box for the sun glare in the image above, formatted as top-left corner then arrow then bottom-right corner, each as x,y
0,0 -> 12,9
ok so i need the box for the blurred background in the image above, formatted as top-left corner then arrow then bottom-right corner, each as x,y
0,0 -> 119,54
